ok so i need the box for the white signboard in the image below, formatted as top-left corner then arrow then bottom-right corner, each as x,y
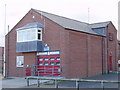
16,56 -> 24,67
49,51 -> 60,55
37,50 -> 60,55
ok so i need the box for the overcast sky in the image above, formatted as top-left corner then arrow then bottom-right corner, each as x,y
0,0 -> 119,46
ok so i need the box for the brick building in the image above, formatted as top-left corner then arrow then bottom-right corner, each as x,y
5,9 -> 118,78
118,41 -> 120,60
0,47 -> 4,74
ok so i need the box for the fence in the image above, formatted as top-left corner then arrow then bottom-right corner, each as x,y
31,65 -> 61,76
25,76 -> 120,89
6,65 -> 62,77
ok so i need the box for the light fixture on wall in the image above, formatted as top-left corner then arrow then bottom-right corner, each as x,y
32,16 -> 35,19
45,44 -> 48,46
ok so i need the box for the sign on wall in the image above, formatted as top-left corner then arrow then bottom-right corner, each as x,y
37,50 -> 60,55
16,56 -> 24,67
43,46 -> 50,51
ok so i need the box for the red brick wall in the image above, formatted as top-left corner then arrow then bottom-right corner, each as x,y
0,47 -> 4,60
63,30 -> 103,78
118,41 -> 120,60
0,47 -> 4,73
107,22 -> 117,71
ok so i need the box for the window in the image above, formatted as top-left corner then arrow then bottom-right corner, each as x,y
38,33 -> 41,40
37,29 -> 42,40
56,62 -> 60,66
16,56 -> 24,67
50,57 -> 55,61
56,57 -> 60,60
17,28 -> 42,42
109,33 -> 114,41
50,62 -> 54,66
92,28 -> 105,36
58,68 -> 61,72
39,63 -> 43,66
39,58 -> 43,61
44,58 -> 49,61
38,30 -> 41,32
44,62 -> 49,66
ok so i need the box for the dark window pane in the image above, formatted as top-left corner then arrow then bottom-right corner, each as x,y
50,57 -> 55,61
44,62 -> 49,66
38,34 -> 41,40
50,62 -> 54,66
56,57 -> 60,60
38,30 -> 41,32
56,62 -> 60,65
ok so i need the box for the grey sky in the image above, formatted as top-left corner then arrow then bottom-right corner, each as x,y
0,0 -> 119,46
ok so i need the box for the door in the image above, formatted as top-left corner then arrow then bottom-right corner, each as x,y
37,51 -> 61,76
109,56 -> 113,71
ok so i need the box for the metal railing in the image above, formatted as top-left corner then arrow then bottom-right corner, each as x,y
25,76 -> 120,89
4,65 -> 62,78
31,65 -> 61,76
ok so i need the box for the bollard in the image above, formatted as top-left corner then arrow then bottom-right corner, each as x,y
37,78 -> 40,87
55,79 -> 58,88
27,78 -> 29,86
76,80 -> 79,90
101,80 -> 104,90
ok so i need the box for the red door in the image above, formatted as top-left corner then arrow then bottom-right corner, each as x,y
37,51 -> 61,76
109,56 -> 113,71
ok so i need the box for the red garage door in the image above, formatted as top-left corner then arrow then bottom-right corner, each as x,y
37,51 -> 61,76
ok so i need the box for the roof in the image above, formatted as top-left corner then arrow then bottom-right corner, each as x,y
90,21 -> 111,28
16,22 -> 44,31
34,9 -> 111,36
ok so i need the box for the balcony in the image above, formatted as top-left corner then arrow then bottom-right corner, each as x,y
16,41 -> 44,52
16,22 -> 44,53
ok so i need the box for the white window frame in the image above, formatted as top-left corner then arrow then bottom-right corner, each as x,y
37,28 -> 42,41
17,28 -> 42,42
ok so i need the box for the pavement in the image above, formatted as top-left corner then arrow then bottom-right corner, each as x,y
1,77 -> 49,88
0,72 -> 120,89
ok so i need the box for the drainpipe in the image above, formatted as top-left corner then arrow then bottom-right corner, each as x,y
106,25 -> 109,74
101,37 -> 104,74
